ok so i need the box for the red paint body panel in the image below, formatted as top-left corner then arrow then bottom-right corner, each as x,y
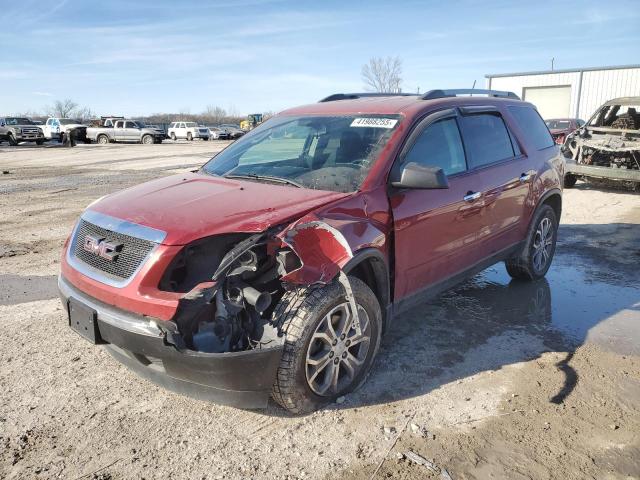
90,173 -> 348,245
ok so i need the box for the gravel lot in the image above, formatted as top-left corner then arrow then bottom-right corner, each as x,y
1,142 -> 639,480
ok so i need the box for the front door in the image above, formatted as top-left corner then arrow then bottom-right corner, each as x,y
124,121 -> 139,141
390,110 -> 490,302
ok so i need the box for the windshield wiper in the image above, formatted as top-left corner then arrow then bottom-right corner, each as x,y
223,173 -> 303,188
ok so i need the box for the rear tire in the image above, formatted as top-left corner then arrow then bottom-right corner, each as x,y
564,174 -> 577,188
271,277 -> 382,414
97,135 -> 109,145
187,132 -> 193,141
505,204 -> 558,281
36,140 -> 44,145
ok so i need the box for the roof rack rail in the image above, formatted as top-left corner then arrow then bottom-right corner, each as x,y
422,89 -> 520,100
319,92 -> 418,102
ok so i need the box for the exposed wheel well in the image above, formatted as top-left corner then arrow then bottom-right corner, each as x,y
542,192 -> 562,223
343,251 -> 390,329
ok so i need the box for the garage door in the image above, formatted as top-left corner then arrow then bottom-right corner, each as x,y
523,86 -> 571,119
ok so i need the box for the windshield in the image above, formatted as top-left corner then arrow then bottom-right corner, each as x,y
6,117 -> 32,125
545,119 -> 571,129
201,114 -> 401,193
59,119 -> 80,125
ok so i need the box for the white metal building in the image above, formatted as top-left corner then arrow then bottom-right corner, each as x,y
486,64 -> 640,121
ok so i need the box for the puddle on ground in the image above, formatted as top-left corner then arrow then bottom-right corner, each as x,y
436,249 -> 640,357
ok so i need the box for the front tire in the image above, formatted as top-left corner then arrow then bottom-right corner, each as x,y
8,134 -> 17,146
170,132 -> 177,141
142,134 -> 154,145
505,204 -> 558,281
187,132 -> 193,141
272,277 -> 382,414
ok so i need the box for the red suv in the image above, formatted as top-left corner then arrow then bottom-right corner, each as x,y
59,89 -> 563,413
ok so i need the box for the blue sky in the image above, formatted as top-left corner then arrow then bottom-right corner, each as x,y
2,0 -> 639,116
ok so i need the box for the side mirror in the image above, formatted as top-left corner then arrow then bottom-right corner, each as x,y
391,162 -> 449,189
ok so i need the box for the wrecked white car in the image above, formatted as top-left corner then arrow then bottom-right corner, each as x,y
563,97 -> 640,190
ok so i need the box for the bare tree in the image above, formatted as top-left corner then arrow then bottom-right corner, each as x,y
361,56 -> 403,93
48,98 -> 79,118
73,106 -> 95,121
202,105 -> 227,124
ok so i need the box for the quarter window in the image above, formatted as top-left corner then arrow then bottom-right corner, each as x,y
403,118 -> 467,175
508,106 -> 554,150
460,114 -> 514,168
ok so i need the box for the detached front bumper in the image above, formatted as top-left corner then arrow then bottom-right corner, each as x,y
565,158 -> 640,182
58,275 -> 284,408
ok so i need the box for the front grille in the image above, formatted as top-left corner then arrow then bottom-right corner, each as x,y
72,219 -> 156,280
22,127 -> 40,135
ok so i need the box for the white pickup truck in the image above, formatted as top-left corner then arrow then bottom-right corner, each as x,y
41,118 -> 88,142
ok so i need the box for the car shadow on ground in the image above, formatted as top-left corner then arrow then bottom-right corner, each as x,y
274,222 -> 640,414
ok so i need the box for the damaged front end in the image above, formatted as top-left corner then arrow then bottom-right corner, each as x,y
94,220 -> 358,407
563,101 -> 640,187
166,220 -> 356,356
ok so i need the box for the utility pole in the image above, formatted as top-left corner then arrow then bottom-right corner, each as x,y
551,57 -> 555,71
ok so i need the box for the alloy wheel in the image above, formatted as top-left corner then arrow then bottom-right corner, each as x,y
532,217 -> 554,273
305,302 -> 371,396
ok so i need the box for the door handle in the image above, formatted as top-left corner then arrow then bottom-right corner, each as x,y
463,191 -> 482,202
519,173 -> 531,183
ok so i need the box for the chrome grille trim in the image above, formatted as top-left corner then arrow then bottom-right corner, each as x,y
66,210 -> 167,288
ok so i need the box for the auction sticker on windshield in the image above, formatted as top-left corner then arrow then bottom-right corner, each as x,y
350,118 -> 398,128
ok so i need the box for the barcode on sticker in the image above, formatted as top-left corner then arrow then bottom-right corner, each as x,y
350,118 -> 398,129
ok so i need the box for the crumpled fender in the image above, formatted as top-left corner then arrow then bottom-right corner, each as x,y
280,220 -> 353,284
277,193 -> 390,285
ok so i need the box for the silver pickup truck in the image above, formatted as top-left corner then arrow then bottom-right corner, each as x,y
0,117 -> 45,145
86,119 -> 164,144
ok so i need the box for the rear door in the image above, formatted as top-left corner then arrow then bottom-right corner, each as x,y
456,107 -> 535,252
390,109 -> 491,301
114,121 -> 126,141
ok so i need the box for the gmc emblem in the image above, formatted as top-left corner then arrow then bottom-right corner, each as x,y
83,235 -> 123,261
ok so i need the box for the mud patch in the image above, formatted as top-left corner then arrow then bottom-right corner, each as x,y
0,244 -> 29,258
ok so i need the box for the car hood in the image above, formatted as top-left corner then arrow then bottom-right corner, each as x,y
549,128 -> 571,135
88,172 -> 349,245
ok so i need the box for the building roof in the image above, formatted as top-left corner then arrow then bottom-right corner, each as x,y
485,64 -> 640,79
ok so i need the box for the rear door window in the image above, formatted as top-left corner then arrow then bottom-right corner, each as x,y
460,113 -> 515,168
508,106 -> 554,150
403,118 -> 467,175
